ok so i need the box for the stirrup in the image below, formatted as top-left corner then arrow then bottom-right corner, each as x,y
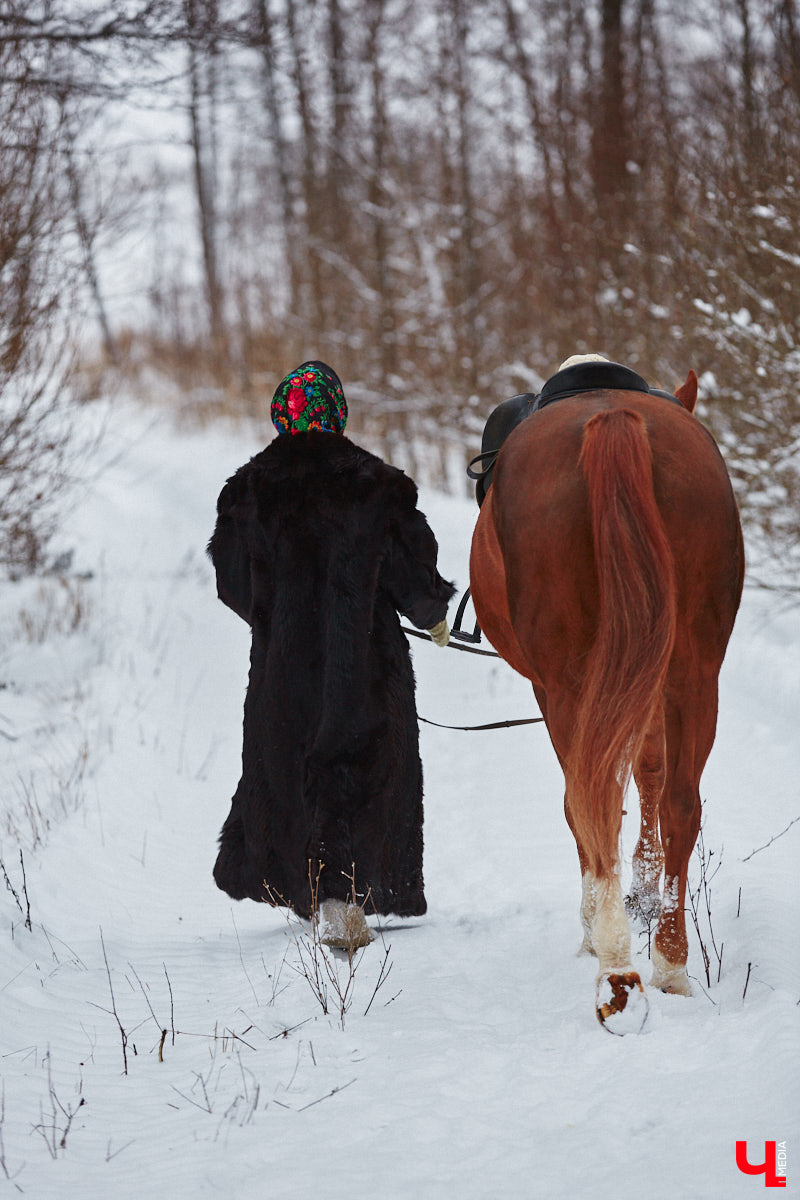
450,587 -> 482,645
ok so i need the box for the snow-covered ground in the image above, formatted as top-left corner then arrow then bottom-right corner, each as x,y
0,398 -> 797,1198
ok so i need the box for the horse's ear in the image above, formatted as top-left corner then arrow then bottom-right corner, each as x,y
674,369 -> 698,412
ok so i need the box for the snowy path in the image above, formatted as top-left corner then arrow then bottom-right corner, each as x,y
0,402 -> 797,1198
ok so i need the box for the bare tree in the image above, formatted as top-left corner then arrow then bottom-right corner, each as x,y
285,0 -> 326,336
184,0 -> 227,368
591,0 -> 630,224
0,37 -> 79,574
253,0 -> 299,311
364,0 -> 396,387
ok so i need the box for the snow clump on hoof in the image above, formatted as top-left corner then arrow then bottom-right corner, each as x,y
595,972 -> 649,1035
318,899 -> 374,950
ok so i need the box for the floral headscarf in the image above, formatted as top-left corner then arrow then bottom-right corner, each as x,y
270,361 -> 348,435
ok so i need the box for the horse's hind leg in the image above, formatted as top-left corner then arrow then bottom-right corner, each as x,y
626,712 -> 666,924
650,681 -> 719,995
585,868 -> 648,1033
562,792 -> 616,963
562,790 -> 596,956
558,801 -> 632,972
546,686 -> 648,1032
561,745 -> 647,1030
542,684 -> 599,959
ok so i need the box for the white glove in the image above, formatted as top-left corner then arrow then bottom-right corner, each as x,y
428,619 -> 450,647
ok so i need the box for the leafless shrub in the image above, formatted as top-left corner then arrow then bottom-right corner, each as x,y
0,1084 -> 25,1190
687,826 -> 725,989
171,1063 -> 215,1114
95,929 -> 129,1075
15,576 -> 91,643
30,1051 -> 86,1159
0,29 -> 84,577
3,735 -> 90,853
3,773 -> 52,853
216,1057 -> 261,1132
0,848 -> 32,931
266,863 -> 393,1030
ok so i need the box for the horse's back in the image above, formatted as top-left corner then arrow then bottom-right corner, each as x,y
471,390 -> 743,684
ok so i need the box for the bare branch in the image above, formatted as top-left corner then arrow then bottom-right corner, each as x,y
742,815 -> 800,862
99,929 -> 128,1075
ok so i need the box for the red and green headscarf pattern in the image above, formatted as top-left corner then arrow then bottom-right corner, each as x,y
271,361 -> 348,435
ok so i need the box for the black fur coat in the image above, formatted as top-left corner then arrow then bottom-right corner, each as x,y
208,431 -> 454,918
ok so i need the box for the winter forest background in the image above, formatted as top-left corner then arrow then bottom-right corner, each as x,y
1,0 -> 799,589
1,5 -> 799,1193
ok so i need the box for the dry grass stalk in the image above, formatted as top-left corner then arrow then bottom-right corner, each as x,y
265,861 -> 393,1029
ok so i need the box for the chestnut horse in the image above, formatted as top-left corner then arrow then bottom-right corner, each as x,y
470,369 -> 744,1032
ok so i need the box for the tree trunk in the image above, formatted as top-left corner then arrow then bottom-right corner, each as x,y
253,0 -> 299,310
502,0 -> 559,226
591,0 -> 629,223
777,0 -> 800,106
185,0 -> 226,365
285,0 -> 326,335
365,0 -> 396,385
735,0 -> 760,170
447,0 -> 480,396
63,120 -> 118,365
326,0 -> 350,248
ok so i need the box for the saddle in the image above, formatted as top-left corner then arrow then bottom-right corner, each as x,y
467,361 -> 681,505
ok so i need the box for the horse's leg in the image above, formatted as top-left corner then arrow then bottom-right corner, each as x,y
562,789 -> 597,956
650,681 -> 719,995
581,861 -> 648,1032
535,683 -> 598,958
547,689 -> 647,1031
626,711 -> 666,924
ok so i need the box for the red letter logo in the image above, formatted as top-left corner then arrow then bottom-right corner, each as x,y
736,1141 -> 786,1187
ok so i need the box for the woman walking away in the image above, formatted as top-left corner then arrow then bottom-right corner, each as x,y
209,361 -> 454,948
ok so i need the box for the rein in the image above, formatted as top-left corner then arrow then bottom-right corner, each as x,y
400,586 -> 497,658
401,624 -> 498,658
403,587 -> 545,732
419,714 -> 544,731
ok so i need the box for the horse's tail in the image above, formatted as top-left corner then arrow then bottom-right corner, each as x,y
569,408 -> 677,879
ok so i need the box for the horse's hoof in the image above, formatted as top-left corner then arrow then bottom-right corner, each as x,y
650,948 -> 692,996
596,972 -> 649,1035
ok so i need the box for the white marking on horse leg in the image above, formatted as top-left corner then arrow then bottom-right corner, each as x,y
587,873 -> 649,1033
587,873 -> 633,975
627,833 -> 664,922
578,873 -> 597,956
649,876 -> 692,995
